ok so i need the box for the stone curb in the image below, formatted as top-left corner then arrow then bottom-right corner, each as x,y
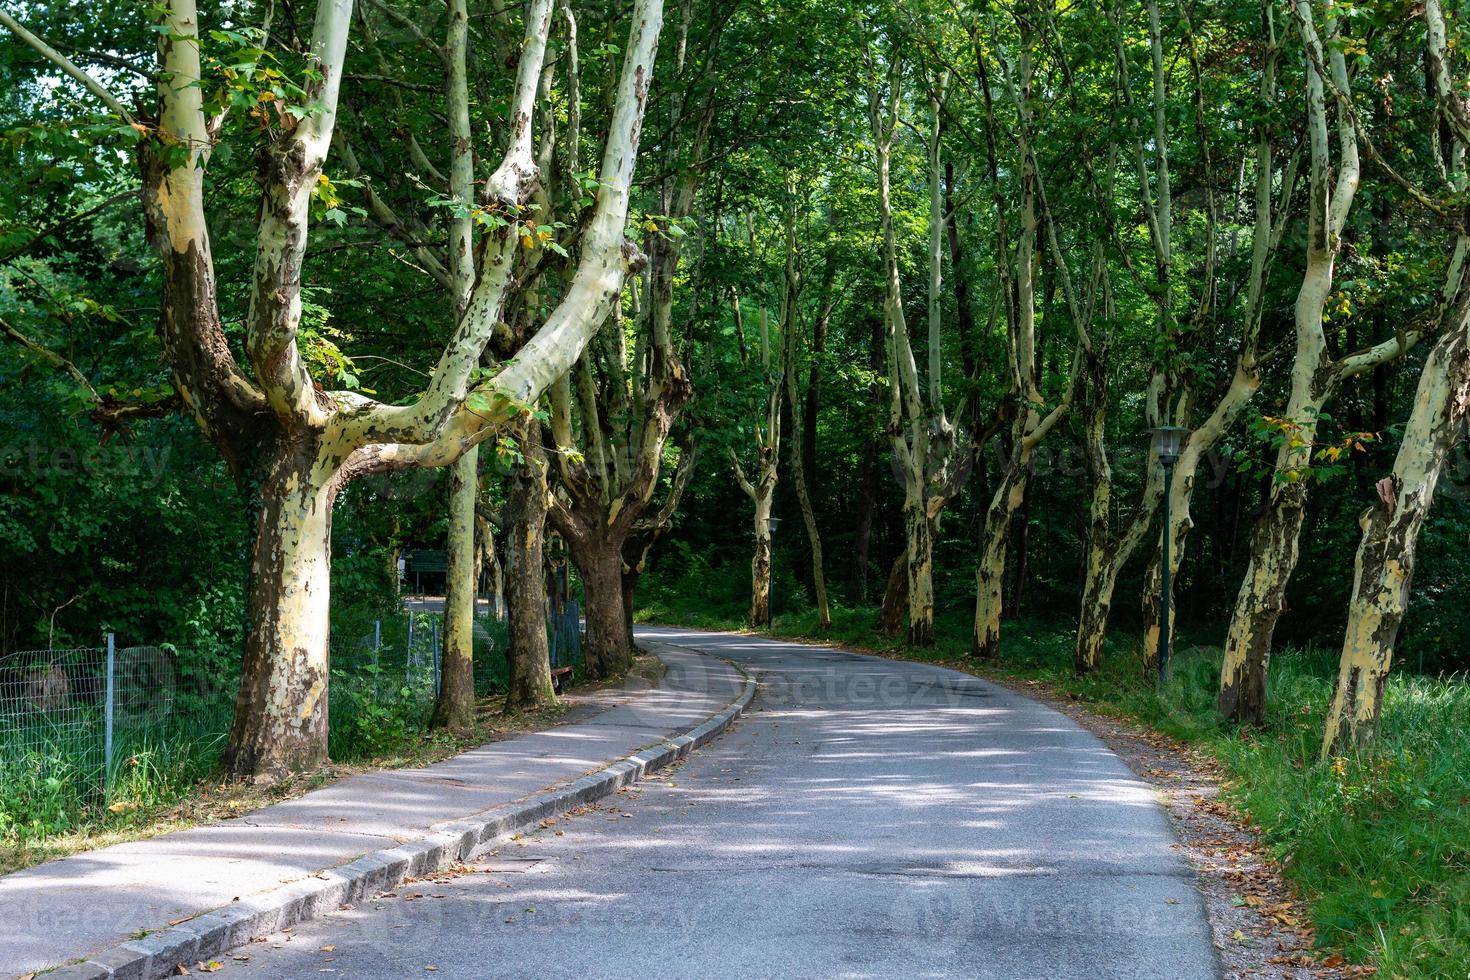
37,646 -> 755,980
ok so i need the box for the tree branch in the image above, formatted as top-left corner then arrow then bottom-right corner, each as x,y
0,9 -> 136,123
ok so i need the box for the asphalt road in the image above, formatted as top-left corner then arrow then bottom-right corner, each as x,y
230,628 -> 1218,979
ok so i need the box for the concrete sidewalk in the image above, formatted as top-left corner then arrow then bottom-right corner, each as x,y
0,643 -> 751,979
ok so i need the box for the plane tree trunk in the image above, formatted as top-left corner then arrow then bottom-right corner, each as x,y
1217,0 -> 1425,723
431,446 -> 480,732
60,0 -> 670,778
226,433 -> 337,778
1321,0 -> 1470,752
867,65 -> 981,646
504,422 -> 556,710
969,18 -> 1079,659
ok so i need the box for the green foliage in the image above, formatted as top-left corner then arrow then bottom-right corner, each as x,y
328,664 -> 432,759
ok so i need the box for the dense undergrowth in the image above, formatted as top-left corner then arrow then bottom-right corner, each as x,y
635,593 -> 1470,978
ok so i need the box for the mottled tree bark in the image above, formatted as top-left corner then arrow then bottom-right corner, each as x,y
1321,0 -> 1470,751
1219,0 -> 1387,722
504,424 -> 555,711
225,434 -> 336,778
1322,309 -> 1470,753
431,446 -> 479,732
868,66 -> 978,646
85,0 -> 665,776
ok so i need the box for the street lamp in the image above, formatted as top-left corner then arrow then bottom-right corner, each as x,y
765,515 -> 782,629
1150,426 -> 1188,690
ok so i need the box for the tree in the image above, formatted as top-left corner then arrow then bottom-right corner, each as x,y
729,210 -> 786,627
2,0 -> 667,777
782,190 -> 833,632
545,0 -> 723,675
971,6 -> 1078,660
1217,0 -> 1420,723
868,57 -> 978,647
503,420 -> 557,710
1321,0 -> 1470,752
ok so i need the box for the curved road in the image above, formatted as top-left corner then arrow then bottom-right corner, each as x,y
235,628 -> 1217,979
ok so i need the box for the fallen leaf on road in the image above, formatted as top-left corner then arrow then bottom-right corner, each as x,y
321,946 -> 336,952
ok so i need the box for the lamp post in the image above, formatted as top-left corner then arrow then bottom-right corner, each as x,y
1150,426 -> 1188,690
765,515 -> 782,629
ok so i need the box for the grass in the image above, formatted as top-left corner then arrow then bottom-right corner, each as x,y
636,595 -> 1470,979
0,612 -> 618,875
0,694 -> 581,876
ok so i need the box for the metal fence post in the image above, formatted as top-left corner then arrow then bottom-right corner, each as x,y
103,633 -> 115,789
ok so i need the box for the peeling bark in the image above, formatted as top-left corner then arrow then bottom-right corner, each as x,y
1219,0 -> 1370,723
431,446 -> 479,733
1321,0 -> 1470,753
139,0 -> 661,775
504,423 -> 556,711
1322,315 -> 1469,753
224,434 -> 336,779
867,63 -> 978,646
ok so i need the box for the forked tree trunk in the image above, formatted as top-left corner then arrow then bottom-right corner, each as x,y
1219,0 -> 1362,724
55,0 -> 666,780
1320,0 -> 1470,753
431,446 -> 478,732
1322,279 -> 1470,752
225,435 -> 336,780
504,426 -> 555,711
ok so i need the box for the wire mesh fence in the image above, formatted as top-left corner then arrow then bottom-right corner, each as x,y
0,638 -> 178,796
0,601 -> 586,806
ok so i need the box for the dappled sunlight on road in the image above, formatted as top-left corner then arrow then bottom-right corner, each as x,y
229,627 -> 1217,980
